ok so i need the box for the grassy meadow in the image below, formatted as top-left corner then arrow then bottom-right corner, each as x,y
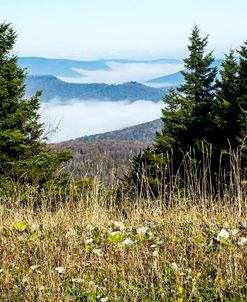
0,179 -> 246,302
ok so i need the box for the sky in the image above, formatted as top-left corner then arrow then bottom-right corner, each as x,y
1,0 -> 247,142
1,0 -> 247,60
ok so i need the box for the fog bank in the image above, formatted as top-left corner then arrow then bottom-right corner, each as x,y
60,62 -> 183,84
40,99 -> 164,143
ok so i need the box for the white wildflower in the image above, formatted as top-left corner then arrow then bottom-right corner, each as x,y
30,265 -> 40,271
55,266 -> 65,274
71,278 -> 83,283
171,262 -> 178,271
238,237 -> 247,246
85,238 -> 94,244
217,229 -> 229,241
137,226 -> 149,235
0,269 -> 4,273
87,224 -> 96,231
101,297 -> 109,302
93,249 -> 103,256
150,244 -> 157,248
152,250 -> 159,257
109,231 -> 121,236
30,223 -> 40,233
111,221 -> 125,231
122,238 -> 134,245
22,277 -> 29,283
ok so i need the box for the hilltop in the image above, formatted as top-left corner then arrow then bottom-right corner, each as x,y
25,76 -> 168,102
147,59 -> 223,86
77,119 -> 163,143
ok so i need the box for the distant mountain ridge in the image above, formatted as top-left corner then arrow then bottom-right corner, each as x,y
76,119 -> 163,143
147,59 -> 224,86
25,75 -> 168,102
19,57 -> 110,78
19,56 -> 182,78
147,71 -> 185,86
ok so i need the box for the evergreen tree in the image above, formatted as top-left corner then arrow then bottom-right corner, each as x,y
212,45 -> 247,169
156,25 -> 217,153
213,50 -> 240,151
0,23 -> 71,187
125,26 -> 218,198
237,41 -> 247,143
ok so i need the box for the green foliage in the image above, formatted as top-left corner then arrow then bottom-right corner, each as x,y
124,148 -> 168,198
125,26 -> 247,199
13,221 -> 28,232
156,26 -> 217,153
76,177 -> 94,191
0,23 -> 72,189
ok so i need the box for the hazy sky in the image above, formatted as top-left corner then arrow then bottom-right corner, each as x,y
1,0 -> 247,59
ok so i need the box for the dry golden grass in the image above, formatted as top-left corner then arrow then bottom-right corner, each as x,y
0,184 -> 246,301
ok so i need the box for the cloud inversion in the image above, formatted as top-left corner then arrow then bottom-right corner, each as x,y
40,99 -> 164,143
59,62 -> 183,84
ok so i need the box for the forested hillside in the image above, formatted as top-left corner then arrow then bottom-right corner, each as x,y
25,76 -> 168,102
78,119 -> 163,142
53,140 -> 149,183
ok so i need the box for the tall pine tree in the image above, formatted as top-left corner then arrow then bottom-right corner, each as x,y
0,23 -> 71,187
125,26 -> 218,198
212,44 -> 247,158
213,50 -> 240,151
237,41 -> 247,144
156,25 -> 217,153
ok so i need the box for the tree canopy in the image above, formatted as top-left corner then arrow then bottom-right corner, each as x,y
0,23 -> 71,188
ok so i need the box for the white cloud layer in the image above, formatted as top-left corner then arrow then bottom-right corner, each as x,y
59,62 -> 183,84
40,99 -> 164,143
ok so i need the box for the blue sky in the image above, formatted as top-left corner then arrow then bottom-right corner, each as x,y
1,0 -> 247,59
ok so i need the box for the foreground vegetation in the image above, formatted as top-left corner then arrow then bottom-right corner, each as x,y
0,183 -> 246,301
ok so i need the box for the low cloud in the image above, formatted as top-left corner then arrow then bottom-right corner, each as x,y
40,99 -> 164,143
59,62 -> 183,84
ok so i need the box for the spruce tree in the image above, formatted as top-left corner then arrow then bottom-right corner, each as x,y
237,41 -> 247,143
213,50 -> 240,151
125,26 -> 227,201
125,26 -> 218,198
0,23 -> 71,187
156,26 -> 217,153
213,45 -> 247,159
